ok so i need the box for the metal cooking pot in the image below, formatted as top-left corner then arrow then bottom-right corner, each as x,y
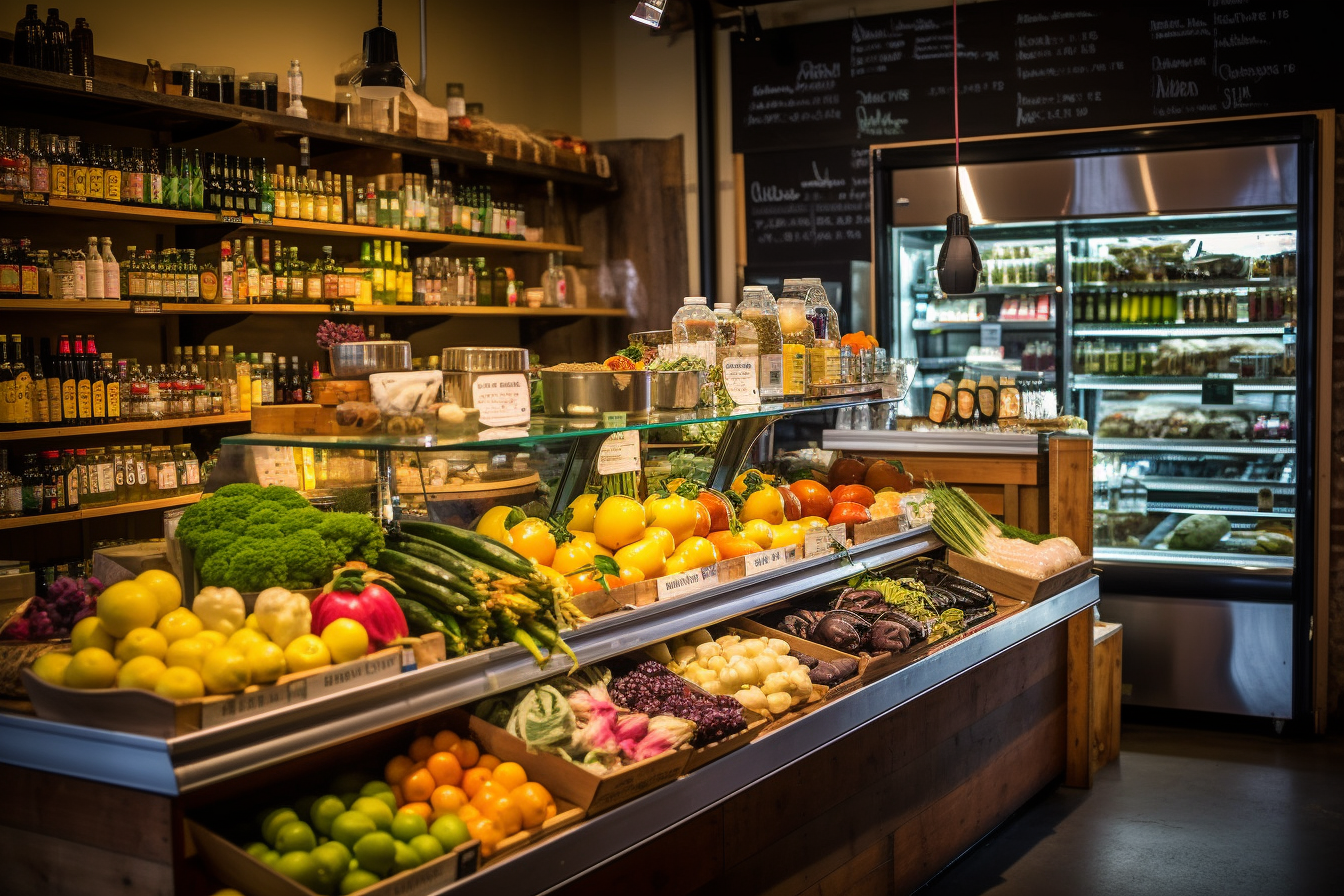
540,369 -> 652,418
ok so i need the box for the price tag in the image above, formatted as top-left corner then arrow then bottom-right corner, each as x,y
1201,378 -> 1236,405
722,356 -> 760,405
596,430 -> 642,475
804,523 -> 848,558
744,545 -> 794,576
300,650 -> 403,702
20,192 -> 49,206
602,411 -> 627,427
657,563 -> 719,600
471,373 -> 531,426
251,212 -> 273,225
131,300 -> 162,314
979,323 -> 1002,348
216,212 -> 244,224
83,78 -> 93,93
201,684 -> 293,729
328,300 -> 356,312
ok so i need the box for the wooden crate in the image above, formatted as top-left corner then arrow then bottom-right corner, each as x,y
250,404 -> 378,436
1092,621 -> 1122,774
310,379 -> 371,406
945,551 -> 1093,604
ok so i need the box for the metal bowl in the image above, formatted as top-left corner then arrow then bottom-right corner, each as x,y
650,370 -> 706,409
328,341 -> 412,379
540,369 -> 652,418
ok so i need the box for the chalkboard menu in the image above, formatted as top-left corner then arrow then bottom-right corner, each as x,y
735,0 -> 1331,264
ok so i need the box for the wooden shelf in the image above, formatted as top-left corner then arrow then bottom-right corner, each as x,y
0,492 -> 201,530
0,300 -> 627,318
0,196 -> 584,254
0,413 -> 250,443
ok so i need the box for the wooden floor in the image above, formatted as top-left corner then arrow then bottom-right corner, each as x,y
555,621 -> 1070,896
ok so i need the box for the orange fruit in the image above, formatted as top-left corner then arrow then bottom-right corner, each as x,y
491,761 -> 528,792
461,767 -> 493,799
465,817 -> 504,857
475,753 -> 501,772
477,794 -> 523,837
430,785 -> 469,815
400,801 -> 432,820
469,781 -> 510,810
384,755 -> 415,787
401,768 -> 437,804
456,804 -> 481,823
447,738 -> 479,770
425,751 -> 463,787
431,730 -> 461,753
408,735 -> 435,762
510,783 -> 556,829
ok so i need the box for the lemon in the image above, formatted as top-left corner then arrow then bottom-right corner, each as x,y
246,642 -> 287,684
284,634 -> 332,673
165,636 -> 214,672
29,651 -> 72,686
117,655 -> 167,690
64,648 -> 120,689
156,608 -> 204,644
245,613 -> 263,632
135,569 -> 183,621
320,619 -> 369,665
227,628 -> 268,654
200,647 -> 251,695
115,627 -> 169,662
196,630 -> 227,648
155,666 -> 205,700
71,616 -> 115,653
97,581 -> 159,639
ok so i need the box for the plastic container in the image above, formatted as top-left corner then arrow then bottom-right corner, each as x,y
739,286 -> 783,399
777,293 -> 812,399
670,296 -> 717,366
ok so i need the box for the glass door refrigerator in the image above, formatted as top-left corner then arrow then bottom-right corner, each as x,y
870,114 -> 1331,729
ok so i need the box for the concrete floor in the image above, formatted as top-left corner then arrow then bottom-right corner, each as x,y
919,721 -> 1344,895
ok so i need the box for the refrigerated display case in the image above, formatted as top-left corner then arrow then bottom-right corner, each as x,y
870,114 -> 1332,728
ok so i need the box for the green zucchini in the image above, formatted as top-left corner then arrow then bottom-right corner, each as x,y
376,551 -> 474,610
390,534 -> 493,590
381,578 -> 409,601
400,521 -> 537,579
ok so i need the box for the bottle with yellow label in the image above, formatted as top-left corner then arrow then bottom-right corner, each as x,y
794,278 -> 841,386
778,294 -> 812,399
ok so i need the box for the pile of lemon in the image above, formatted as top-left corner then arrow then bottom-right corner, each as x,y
28,572 -> 352,700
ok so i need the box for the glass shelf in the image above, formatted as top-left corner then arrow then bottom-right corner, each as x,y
1094,438 -> 1295,455
1073,376 -> 1295,392
1094,546 -> 1294,570
1074,322 -> 1288,338
222,395 -> 878,452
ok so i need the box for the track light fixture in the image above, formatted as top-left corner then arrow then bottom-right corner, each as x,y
935,0 -> 981,296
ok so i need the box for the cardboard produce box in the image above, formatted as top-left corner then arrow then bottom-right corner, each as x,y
946,551 -> 1093,604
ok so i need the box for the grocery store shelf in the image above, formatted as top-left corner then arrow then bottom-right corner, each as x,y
1094,546 -> 1294,570
0,195 -> 583,253
1095,438 -> 1295,455
1145,502 -> 1295,518
912,319 -> 1055,331
0,492 -> 201,530
1136,477 -> 1295,495
0,526 -> 942,795
0,299 -> 132,312
1074,322 -> 1288,338
0,412 -> 249,443
1073,375 -> 1294,392
823,429 -> 1045,456
0,300 -> 627,318
1072,278 -> 1293,289
447,576 -> 1099,896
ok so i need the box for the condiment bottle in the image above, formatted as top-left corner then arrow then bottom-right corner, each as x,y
670,296 -> 717,364
739,285 -> 783,399
777,292 -> 813,399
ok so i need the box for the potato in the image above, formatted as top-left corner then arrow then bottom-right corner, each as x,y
766,690 -> 792,715
776,655 -> 800,672
716,634 -> 741,647
723,644 -> 747,659
761,671 -> 791,695
718,665 -> 742,690
788,667 -> 813,693
735,686 -> 768,712
692,667 -> 717,686
735,661 -> 759,687
701,679 -> 724,695
753,654 -> 779,678
742,638 -> 765,657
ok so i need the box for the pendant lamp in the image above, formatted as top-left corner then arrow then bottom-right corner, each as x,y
936,0 -> 982,296
353,0 -> 411,100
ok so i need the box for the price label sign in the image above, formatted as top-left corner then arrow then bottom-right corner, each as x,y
602,411 -> 628,428
1201,378 -> 1236,406
657,567 -> 704,601
979,323 -> 1002,348
596,430 -> 642,475
722,356 -> 761,405
804,523 -> 848,558
131,300 -> 162,314
471,373 -> 531,426
328,300 -> 356,312
744,546 -> 794,577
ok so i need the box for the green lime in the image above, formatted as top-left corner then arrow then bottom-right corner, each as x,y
293,794 -> 319,824
408,833 -> 444,864
350,796 -> 394,832
261,849 -> 280,867
392,840 -> 422,873
261,807 -> 299,846
340,791 -> 361,809
311,794 -> 347,836
389,810 -> 428,843
429,814 -> 470,851
244,841 -> 269,859
358,780 -> 393,797
353,831 -> 396,876
330,810 -> 377,849
369,790 -> 398,814
273,850 -> 321,889
274,820 -> 317,853
339,868 -> 381,894
312,841 -> 353,893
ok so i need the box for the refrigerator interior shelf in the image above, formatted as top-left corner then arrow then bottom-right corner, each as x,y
1094,438 -> 1295,455
1074,323 -> 1289,338
1073,376 -> 1296,392
1143,502 -> 1296,518
1134,477 -> 1296,495
913,319 -> 1055,331
1071,277 -> 1295,290
1093,546 -> 1294,570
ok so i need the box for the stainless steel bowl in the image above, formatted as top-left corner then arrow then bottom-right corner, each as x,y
441,346 -> 531,408
540,369 -> 652,418
650,370 -> 705,409
328,341 -> 412,379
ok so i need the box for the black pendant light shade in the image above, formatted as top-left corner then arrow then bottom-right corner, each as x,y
936,212 -> 981,295
354,2 -> 410,99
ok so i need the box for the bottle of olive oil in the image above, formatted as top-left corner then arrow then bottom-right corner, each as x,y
977,374 -> 998,424
955,376 -> 976,425
928,378 -> 955,424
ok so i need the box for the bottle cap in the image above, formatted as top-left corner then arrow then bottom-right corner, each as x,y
684,296 -> 707,305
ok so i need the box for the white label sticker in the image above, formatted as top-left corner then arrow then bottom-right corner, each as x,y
804,523 -> 849,558
656,562 -> 718,601
744,545 -> 794,576
762,353 -> 784,391
301,650 -> 403,701
200,685 -> 292,729
722,356 -> 760,405
471,373 -> 531,426
979,322 -> 1002,348
596,430 -> 642,475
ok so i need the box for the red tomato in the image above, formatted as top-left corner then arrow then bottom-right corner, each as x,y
776,484 -> 802,521
695,491 -> 732,531
789,479 -> 834,519
831,484 -> 876,507
828,501 -> 872,533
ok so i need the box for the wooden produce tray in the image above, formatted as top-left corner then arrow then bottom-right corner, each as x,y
569,554 -> 750,619
21,635 -> 445,738
468,715 -> 690,817
310,379 -> 372,406
730,616 -> 895,688
945,551 -> 1093,604
251,403 -> 379,436
188,818 -> 479,896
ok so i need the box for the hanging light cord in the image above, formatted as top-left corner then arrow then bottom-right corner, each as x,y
378,0 -> 383,26
952,0 -> 961,214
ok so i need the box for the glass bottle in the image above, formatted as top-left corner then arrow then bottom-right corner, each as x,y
796,278 -> 840,386
84,236 -> 104,299
83,141 -> 102,201
61,447 -> 79,510
13,5 -> 45,68
49,136 -> 69,199
233,350 -> 251,413
21,452 -> 43,515
248,352 -> 263,408
68,135 -> 87,199
70,15 -> 93,76
543,252 -> 568,307
777,293 -> 813,399
739,286 -> 784,399
41,449 -> 63,512
0,449 -> 22,519
85,334 -> 105,424
43,7 -> 69,74
30,341 -> 49,424
28,129 -> 49,197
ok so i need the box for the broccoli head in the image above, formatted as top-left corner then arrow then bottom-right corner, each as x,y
280,528 -> 344,589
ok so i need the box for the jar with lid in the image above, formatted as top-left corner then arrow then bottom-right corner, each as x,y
670,296 -> 718,362
713,302 -> 760,403
174,444 -> 201,493
91,446 -> 118,507
777,291 -> 813,399
61,448 -> 79,510
738,285 -> 784,399
149,445 -> 178,496
132,444 -> 151,500
74,448 -> 92,506
786,278 -> 840,386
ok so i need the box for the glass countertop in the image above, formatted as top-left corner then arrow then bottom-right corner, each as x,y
222,395 -> 880,452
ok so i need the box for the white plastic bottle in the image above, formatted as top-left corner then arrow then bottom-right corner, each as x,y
84,237 -> 104,299
670,296 -> 718,365
101,238 -> 119,299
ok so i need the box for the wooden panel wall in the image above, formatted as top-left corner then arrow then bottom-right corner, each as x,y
553,622 -> 1069,896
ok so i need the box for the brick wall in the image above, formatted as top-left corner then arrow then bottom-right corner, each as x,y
1329,116 -> 1343,727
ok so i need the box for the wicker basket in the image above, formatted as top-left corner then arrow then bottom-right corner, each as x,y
0,599 -> 67,700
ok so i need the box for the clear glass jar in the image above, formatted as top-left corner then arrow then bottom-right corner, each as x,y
777,294 -> 813,399
739,285 -> 783,399
149,445 -> 178,496
670,296 -> 717,360
174,444 -> 201,493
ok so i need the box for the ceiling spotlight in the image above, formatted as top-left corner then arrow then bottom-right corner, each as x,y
630,0 -> 668,28
353,0 -> 412,100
